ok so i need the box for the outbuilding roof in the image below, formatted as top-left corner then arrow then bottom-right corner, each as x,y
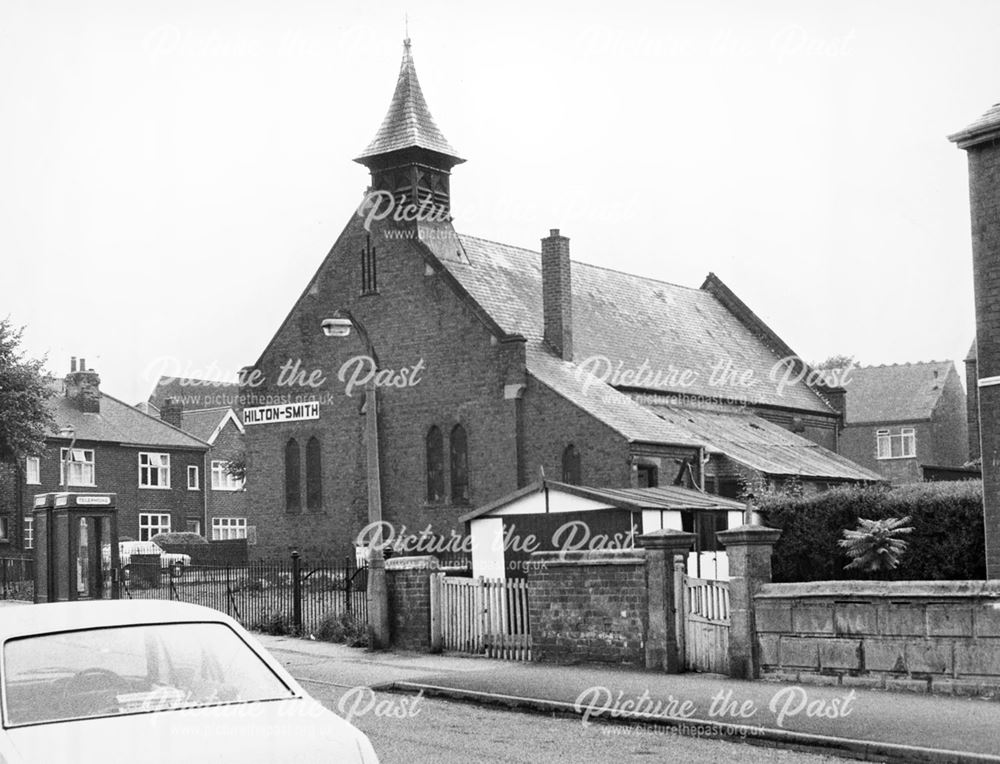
636,396 -> 882,481
459,479 -> 747,523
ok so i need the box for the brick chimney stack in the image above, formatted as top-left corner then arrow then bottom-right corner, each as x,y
950,102 -> 1000,578
160,397 -> 183,429
64,357 -> 101,414
541,229 -> 573,361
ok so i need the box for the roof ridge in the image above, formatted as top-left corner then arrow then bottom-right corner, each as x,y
457,232 -> 702,293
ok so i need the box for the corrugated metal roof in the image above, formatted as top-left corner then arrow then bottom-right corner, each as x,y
355,39 -> 461,162
843,362 -> 956,424
445,234 -> 831,414
636,396 -> 882,481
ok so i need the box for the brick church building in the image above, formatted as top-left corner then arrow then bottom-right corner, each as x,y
241,39 -> 878,560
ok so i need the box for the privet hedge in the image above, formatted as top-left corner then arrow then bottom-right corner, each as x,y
755,480 -> 985,582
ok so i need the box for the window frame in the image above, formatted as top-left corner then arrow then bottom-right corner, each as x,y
138,513 -> 171,542
59,448 -> 96,487
449,424 -> 470,505
211,517 -> 248,541
25,457 -> 40,486
425,426 -> 444,503
210,460 -> 243,492
138,452 -> 171,489
187,465 -> 200,491
875,427 -> 917,460
23,516 -> 33,550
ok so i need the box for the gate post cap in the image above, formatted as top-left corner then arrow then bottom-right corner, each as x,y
716,524 -> 781,546
636,528 -> 697,551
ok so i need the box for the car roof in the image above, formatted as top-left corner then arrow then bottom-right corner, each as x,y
0,601 -> 233,641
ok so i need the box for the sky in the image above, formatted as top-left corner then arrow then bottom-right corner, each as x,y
1,0 -> 996,404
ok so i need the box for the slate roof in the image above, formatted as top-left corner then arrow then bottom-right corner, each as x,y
459,479 -> 747,523
46,382 -> 208,450
842,362 -> 956,425
355,39 -> 462,162
949,103 -> 1000,149
526,348 -> 702,446
445,234 -> 831,414
148,377 -> 242,412
635,396 -> 882,481
177,407 -> 240,445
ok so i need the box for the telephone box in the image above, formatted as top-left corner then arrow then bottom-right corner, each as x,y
33,492 -> 119,602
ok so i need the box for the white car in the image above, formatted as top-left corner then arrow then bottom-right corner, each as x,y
0,600 -> 379,763
114,541 -> 192,569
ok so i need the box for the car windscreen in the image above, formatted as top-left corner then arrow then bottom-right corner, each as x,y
2,622 -> 296,727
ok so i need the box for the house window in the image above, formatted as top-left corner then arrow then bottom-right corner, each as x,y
561,445 -> 581,485
285,439 -> 301,513
25,457 -> 40,485
212,517 -> 247,540
139,513 -> 171,541
637,464 -> 659,488
0,517 -> 8,541
211,460 -> 243,491
682,511 -> 729,554
361,236 -> 378,295
60,448 -> 95,486
450,424 -> 469,505
876,428 -> 917,460
186,520 -> 201,536
139,452 -> 170,488
187,465 -> 200,490
23,517 -> 33,550
426,426 -> 444,502
306,437 -> 322,511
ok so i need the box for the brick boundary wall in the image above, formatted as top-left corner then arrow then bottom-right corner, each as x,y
385,556 -> 439,651
527,549 -> 649,666
755,580 -> 1000,696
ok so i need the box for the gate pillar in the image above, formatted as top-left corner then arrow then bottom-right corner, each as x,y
636,529 -> 696,673
716,524 -> 781,680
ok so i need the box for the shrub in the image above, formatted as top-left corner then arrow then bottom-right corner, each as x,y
756,480 -> 985,581
151,532 -> 208,545
313,611 -> 368,647
254,612 -> 294,636
839,516 -> 913,573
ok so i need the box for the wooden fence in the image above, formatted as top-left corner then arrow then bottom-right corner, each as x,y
435,574 -> 531,661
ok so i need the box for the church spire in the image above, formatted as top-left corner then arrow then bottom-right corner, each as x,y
356,39 -> 463,213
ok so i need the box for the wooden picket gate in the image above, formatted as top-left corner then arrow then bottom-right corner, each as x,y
678,574 -> 730,673
433,574 -> 531,661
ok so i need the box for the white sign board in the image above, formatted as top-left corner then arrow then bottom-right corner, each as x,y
243,401 -> 320,425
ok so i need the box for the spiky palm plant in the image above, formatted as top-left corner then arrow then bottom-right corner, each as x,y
838,516 -> 913,574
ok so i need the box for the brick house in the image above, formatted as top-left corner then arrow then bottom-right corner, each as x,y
837,362 -> 969,483
2,359 -> 210,553
143,378 -> 249,541
239,39 -> 879,560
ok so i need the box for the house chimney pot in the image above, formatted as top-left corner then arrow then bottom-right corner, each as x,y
64,364 -> 101,414
541,229 -> 573,361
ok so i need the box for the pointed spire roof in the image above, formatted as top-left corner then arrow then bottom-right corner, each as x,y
355,39 -> 463,164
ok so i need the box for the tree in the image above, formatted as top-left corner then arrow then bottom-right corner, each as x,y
0,319 -> 53,463
839,516 -> 913,573
813,354 -> 855,370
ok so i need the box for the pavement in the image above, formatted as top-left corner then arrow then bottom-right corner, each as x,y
256,634 -> 1000,764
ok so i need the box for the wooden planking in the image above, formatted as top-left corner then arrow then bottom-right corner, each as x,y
682,574 -> 730,673
439,576 -> 531,661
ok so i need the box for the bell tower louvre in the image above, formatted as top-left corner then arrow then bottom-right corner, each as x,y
354,38 -> 465,216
